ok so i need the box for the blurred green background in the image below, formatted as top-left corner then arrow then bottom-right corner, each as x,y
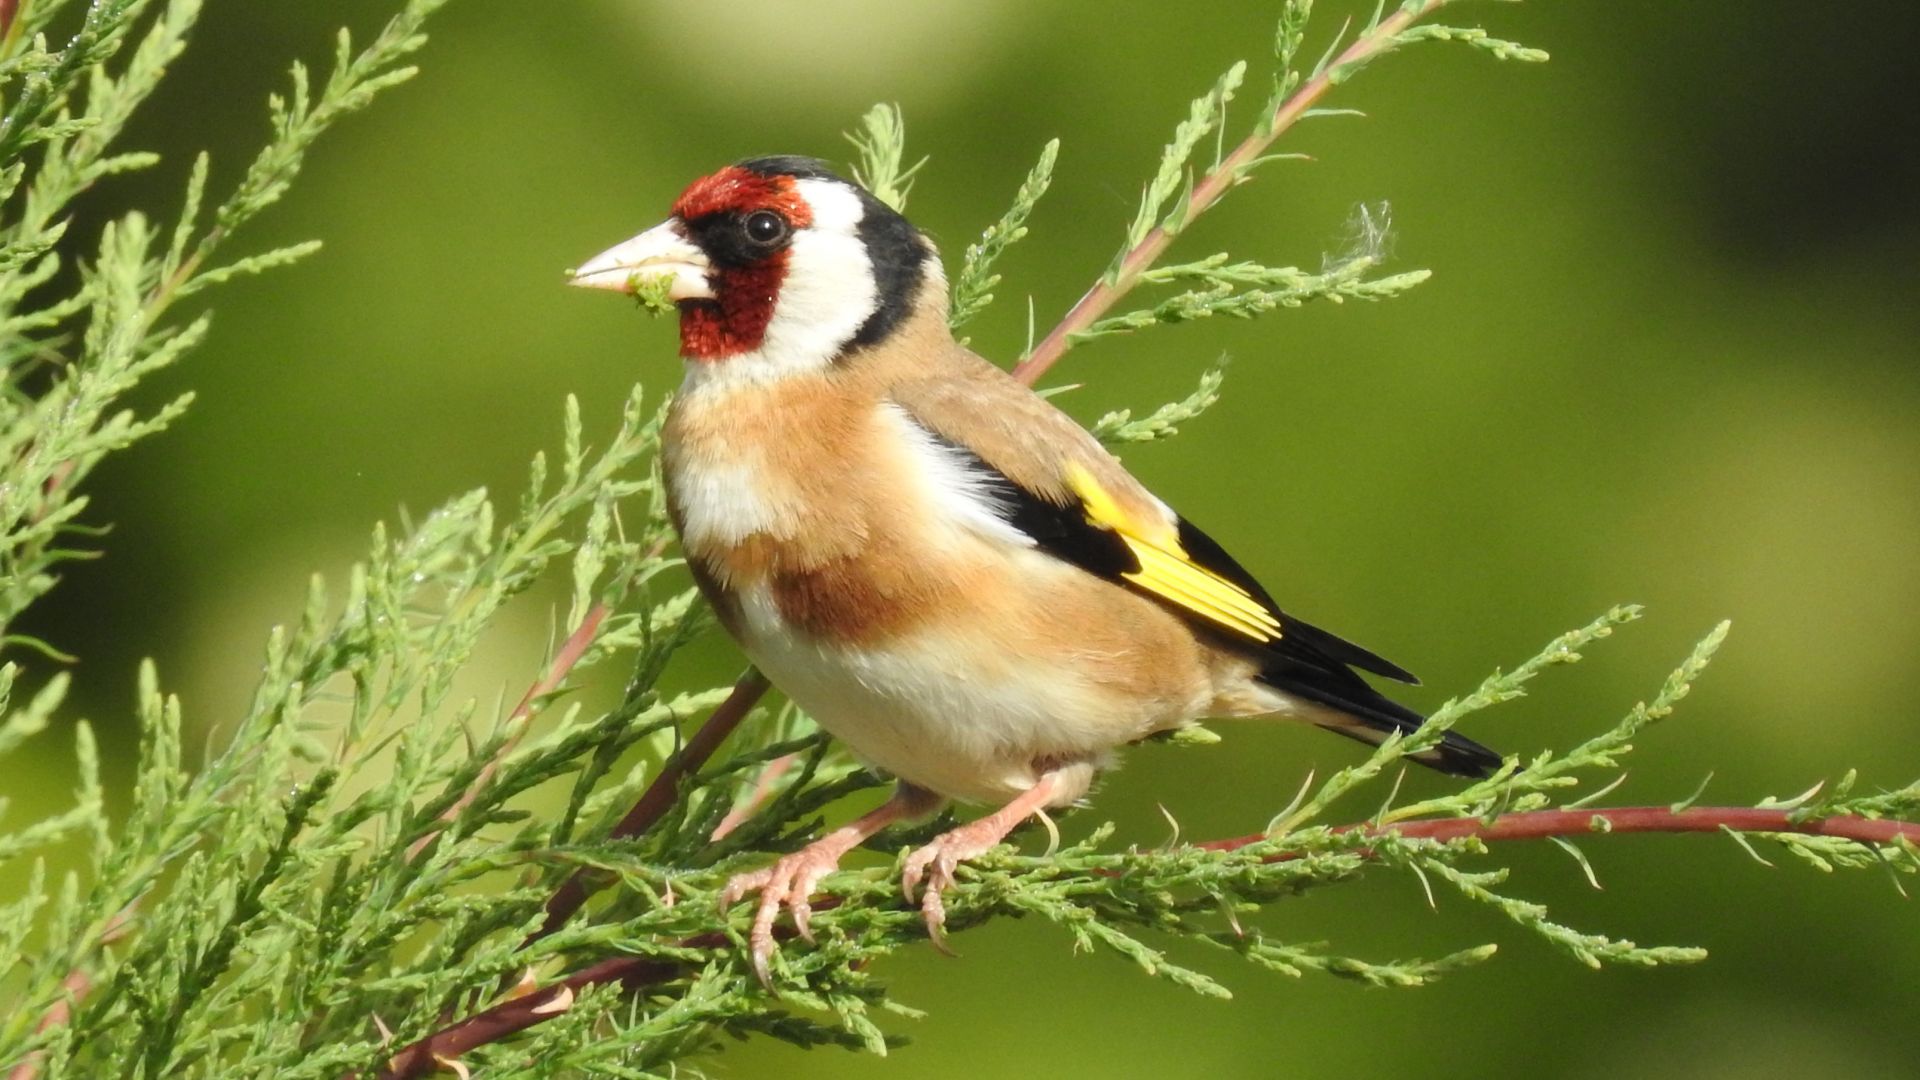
9,1 -> 1920,1076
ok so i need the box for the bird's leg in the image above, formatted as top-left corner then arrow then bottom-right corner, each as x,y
901,770 -> 1065,952
719,783 -> 939,986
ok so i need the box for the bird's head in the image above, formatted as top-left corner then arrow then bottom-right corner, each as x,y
570,156 -> 940,377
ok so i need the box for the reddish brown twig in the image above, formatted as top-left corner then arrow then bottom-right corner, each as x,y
1196,805 -> 1920,855
406,604 -> 610,861
365,803 -> 1920,1078
367,950 -> 702,1080
4,970 -> 88,1080
528,668 -> 772,942
1011,0 -> 1443,386
710,751 -> 800,841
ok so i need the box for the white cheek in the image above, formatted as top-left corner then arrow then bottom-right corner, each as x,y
797,177 -> 865,230
758,227 -> 877,366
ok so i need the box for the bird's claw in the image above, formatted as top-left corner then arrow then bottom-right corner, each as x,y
718,844 -> 846,987
900,822 -> 1008,954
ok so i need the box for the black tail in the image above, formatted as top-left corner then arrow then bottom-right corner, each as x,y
1270,668 -> 1503,779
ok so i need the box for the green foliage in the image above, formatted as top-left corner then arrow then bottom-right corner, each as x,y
948,138 -> 1057,333
0,376 -> 711,1076
1092,361 -> 1226,445
1014,0 -> 1547,367
1395,23 -> 1550,64
0,3 -> 1912,1078
1116,58 -> 1249,273
1079,253 -> 1430,345
0,0 -> 446,647
626,271 -> 678,317
845,103 -> 924,214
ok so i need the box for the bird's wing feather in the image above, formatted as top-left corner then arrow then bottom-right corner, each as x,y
887,348 -> 1415,683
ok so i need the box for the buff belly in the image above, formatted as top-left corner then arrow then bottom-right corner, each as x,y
730,572 -> 1201,806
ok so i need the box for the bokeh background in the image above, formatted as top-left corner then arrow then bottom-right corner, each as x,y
8,2 -> 1920,1076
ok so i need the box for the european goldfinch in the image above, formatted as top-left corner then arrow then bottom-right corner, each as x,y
571,156 -> 1500,977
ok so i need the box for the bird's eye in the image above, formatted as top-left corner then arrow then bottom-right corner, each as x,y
743,210 -> 788,245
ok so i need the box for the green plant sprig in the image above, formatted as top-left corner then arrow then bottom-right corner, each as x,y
949,137 -> 1058,332
845,103 -> 925,214
1091,360 -> 1226,445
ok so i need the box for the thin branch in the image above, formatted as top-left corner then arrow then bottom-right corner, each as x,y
528,668 -> 772,942
406,603 -> 609,861
5,970 -> 89,1080
1011,0 -> 1444,384
1197,805 -> 1920,855
710,751 -> 800,841
366,952 -> 696,1080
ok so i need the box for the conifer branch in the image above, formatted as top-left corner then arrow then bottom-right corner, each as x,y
1012,0 -> 1542,384
406,602 -> 612,862
3,906 -> 129,1080
367,800 -> 1920,1076
366,953 -> 686,1080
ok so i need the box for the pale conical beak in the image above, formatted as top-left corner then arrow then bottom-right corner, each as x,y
567,221 -> 715,299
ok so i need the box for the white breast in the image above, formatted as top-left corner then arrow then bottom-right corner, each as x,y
671,454 -> 783,550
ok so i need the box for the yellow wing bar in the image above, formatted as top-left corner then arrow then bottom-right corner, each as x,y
1065,463 -> 1282,644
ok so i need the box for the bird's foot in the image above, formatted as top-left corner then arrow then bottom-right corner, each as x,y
718,839 -> 850,987
717,787 -> 930,987
900,772 -> 1065,953
899,819 -> 1012,953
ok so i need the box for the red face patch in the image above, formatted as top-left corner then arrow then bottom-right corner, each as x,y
676,269 -> 781,360
671,166 -> 815,229
669,167 -> 817,362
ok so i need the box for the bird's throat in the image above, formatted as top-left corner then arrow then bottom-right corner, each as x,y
678,259 -> 788,361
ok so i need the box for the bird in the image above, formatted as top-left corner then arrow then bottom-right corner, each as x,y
569,155 -> 1501,981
